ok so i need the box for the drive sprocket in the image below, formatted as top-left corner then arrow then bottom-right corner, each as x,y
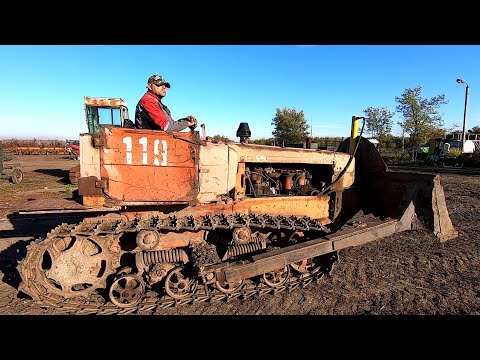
18,229 -> 120,301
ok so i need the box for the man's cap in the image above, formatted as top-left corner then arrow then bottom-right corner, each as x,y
148,75 -> 171,88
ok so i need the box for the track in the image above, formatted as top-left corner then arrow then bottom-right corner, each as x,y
17,213 -> 336,315
29,257 -> 338,315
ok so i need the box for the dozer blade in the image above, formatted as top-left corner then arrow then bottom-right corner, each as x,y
337,137 -> 458,242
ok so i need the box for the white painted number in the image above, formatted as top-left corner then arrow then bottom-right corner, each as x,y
139,137 -> 148,164
122,136 -> 168,166
122,136 -> 132,165
154,139 -> 168,166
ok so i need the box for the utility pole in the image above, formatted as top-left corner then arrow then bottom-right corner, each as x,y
456,78 -> 470,151
397,121 -> 405,153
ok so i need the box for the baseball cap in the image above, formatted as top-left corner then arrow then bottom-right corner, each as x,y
148,75 -> 171,88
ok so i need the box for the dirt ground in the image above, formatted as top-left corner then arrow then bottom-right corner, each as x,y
0,155 -> 479,315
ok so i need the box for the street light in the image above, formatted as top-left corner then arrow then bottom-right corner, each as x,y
456,78 -> 470,151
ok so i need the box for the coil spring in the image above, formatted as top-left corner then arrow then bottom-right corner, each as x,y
223,242 -> 265,260
141,249 -> 188,266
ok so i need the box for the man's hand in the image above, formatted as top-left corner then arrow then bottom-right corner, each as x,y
187,115 -> 197,129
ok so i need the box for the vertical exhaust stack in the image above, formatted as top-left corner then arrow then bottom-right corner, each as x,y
237,122 -> 251,144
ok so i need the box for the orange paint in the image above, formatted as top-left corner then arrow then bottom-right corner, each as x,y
99,127 -> 199,202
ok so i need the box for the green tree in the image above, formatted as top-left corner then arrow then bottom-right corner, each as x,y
363,106 -> 394,139
271,107 -> 309,145
212,134 -> 232,143
395,86 -> 448,160
251,138 -> 275,145
470,126 -> 480,134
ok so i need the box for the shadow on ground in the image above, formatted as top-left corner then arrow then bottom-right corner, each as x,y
0,213 -> 82,239
0,240 -> 30,290
34,168 -> 71,185
0,213 -> 82,293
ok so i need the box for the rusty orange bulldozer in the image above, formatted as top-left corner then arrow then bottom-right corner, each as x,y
16,99 -> 457,312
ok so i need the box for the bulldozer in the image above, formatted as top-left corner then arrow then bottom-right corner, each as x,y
16,114 -> 458,312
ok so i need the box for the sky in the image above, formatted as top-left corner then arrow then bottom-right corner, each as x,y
1,45 -> 479,141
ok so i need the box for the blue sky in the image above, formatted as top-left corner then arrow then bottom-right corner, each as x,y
1,45 -> 479,141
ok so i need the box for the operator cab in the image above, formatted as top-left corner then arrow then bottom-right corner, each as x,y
84,96 -> 132,134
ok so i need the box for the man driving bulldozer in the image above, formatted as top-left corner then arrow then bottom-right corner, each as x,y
134,74 -> 197,132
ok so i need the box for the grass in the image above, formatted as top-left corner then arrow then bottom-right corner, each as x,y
0,173 -> 75,197
65,184 -> 73,198
44,183 -> 65,190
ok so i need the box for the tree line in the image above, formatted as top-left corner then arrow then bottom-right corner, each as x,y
212,86 -> 480,159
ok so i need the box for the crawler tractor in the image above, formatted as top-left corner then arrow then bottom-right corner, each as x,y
17,118 -> 458,312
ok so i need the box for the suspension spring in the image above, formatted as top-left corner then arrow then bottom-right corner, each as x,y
136,249 -> 188,270
222,242 -> 265,260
